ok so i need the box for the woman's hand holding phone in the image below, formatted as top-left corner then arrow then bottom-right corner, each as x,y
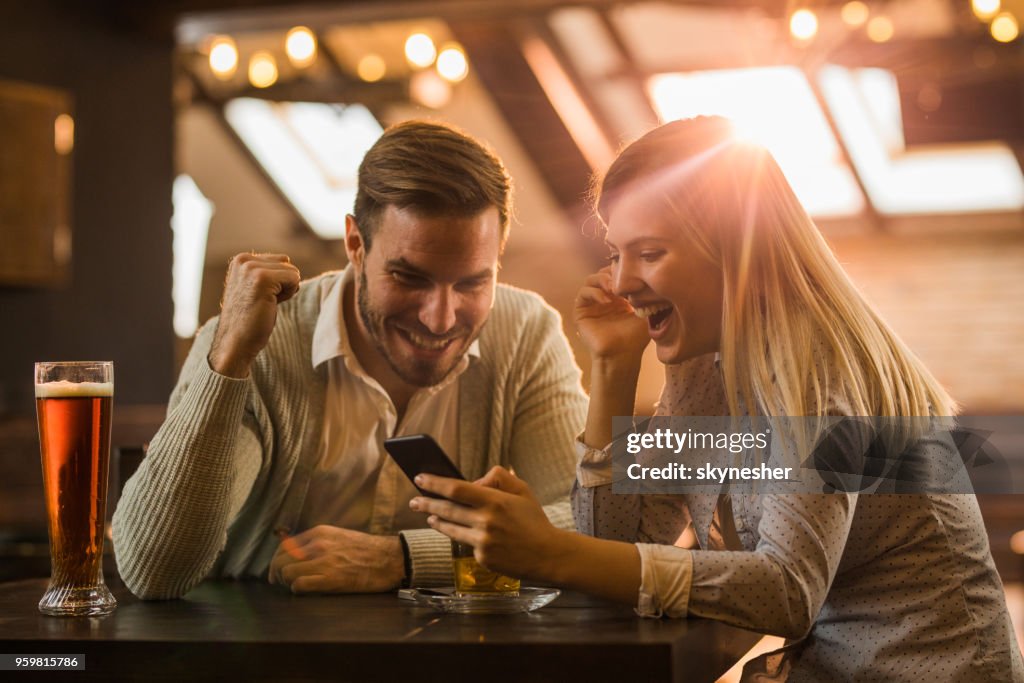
409,466 -> 572,584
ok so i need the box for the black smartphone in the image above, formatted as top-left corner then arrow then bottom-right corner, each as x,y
383,434 -> 466,499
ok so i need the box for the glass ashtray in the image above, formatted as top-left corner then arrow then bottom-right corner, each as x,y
398,587 -> 560,614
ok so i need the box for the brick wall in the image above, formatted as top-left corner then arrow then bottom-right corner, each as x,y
827,224 -> 1023,413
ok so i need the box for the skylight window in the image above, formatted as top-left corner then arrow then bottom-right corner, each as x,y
818,66 -> 1024,214
647,67 -> 865,217
171,174 -> 212,339
224,99 -> 383,238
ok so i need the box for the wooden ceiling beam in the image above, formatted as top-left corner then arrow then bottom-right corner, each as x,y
450,18 -> 593,209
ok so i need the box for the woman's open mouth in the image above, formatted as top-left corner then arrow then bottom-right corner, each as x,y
633,303 -> 674,337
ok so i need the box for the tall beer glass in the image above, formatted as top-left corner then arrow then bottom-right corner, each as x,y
35,361 -> 116,616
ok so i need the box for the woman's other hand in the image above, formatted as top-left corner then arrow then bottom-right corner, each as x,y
409,467 -> 571,583
574,266 -> 649,363
576,266 -> 648,449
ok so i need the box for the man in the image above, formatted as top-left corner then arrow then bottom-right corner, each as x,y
113,121 -> 587,599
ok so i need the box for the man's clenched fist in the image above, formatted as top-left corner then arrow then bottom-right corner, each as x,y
208,253 -> 301,378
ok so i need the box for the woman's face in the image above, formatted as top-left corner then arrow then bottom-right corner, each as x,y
605,189 -> 724,365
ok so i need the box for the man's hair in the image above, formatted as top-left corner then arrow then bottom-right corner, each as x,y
353,120 -> 512,251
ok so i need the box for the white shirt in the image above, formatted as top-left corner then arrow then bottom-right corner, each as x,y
298,270 -> 479,535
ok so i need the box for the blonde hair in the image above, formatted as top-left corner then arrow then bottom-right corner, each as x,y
595,117 -> 956,423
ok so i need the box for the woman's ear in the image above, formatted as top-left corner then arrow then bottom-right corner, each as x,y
345,215 -> 365,270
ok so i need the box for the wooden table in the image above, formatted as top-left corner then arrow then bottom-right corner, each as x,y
0,578 -> 761,682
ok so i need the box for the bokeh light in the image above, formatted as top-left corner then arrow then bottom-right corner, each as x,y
410,69 -> 451,108
405,33 -> 437,68
436,43 -> 469,82
209,36 -> 238,79
841,1 -> 869,27
357,54 -> 387,82
790,9 -> 819,41
249,51 -> 279,89
285,27 -> 317,68
867,15 -> 895,43
990,12 -> 1019,42
54,114 -> 74,155
973,0 -> 1002,22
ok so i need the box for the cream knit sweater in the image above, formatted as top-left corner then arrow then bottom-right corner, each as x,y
113,270 -> 587,599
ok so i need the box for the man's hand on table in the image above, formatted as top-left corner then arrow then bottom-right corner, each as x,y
268,526 -> 405,593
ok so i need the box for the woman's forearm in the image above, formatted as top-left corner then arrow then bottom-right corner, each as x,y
542,529 -> 641,606
584,357 -> 642,449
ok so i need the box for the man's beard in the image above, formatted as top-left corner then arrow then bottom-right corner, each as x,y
356,270 -> 468,387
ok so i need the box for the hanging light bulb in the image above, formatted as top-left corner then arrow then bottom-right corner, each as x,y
436,43 -> 469,83
1011,529 -> 1024,554
789,9 -> 819,41
285,26 -> 317,68
866,15 -> 895,42
405,33 -> 437,68
209,36 -> 238,79
841,1 -> 869,28
990,12 -> 1019,42
973,0 -> 1002,22
248,51 -> 279,88
410,69 -> 451,108
54,114 -> 74,155
357,54 -> 387,82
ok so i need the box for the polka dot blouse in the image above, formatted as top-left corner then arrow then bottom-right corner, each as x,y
573,352 -> 1024,682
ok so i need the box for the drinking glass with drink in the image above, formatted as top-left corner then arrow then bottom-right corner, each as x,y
452,540 -> 520,596
35,361 -> 117,616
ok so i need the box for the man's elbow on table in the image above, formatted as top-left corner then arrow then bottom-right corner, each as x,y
122,575 -> 190,601
115,554 -> 204,601
111,517 -> 204,600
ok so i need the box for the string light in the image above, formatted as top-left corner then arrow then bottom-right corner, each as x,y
249,51 -> 279,88
209,36 -> 238,79
436,43 -> 469,82
841,1 -> 869,27
973,0 -> 1002,22
54,114 -> 74,155
205,29 -> 474,95
405,33 -> 437,68
285,27 -> 317,68
991,12 -> 1019,41
410,69 -> 451,108
357,54 -> 387,82
866,15 -> 895,42
789,9 -> 819,41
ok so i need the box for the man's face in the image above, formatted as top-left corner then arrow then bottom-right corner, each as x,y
348,205 -> 501,387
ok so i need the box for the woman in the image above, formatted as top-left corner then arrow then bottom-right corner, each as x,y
409,117 -> 1024,681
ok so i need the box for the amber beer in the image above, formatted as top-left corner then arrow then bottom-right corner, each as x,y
35,362 -> 116,616
452,540 -> 520,596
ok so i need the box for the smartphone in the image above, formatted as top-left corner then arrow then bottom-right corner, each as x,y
383,434 -> 466,499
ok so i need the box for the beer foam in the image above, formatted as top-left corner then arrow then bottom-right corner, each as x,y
35,380 -> 114,398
